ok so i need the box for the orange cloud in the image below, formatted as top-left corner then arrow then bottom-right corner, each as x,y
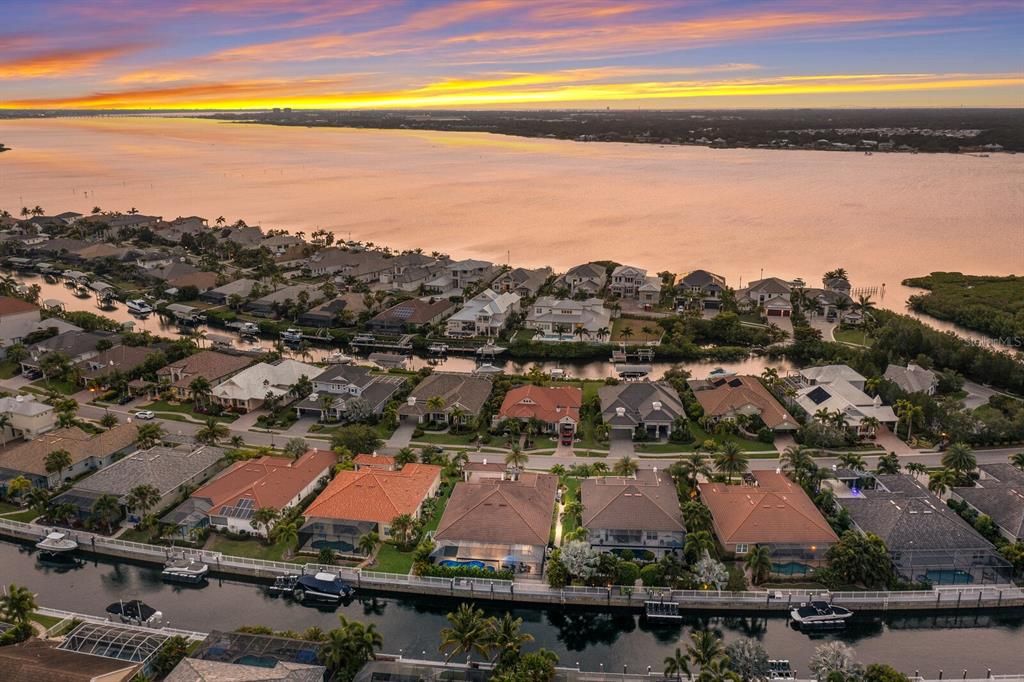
0,45 -> 139,80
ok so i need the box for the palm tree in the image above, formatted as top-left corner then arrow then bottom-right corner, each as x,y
620,326 -> 634,343
395,447 -> 418,468
838,452 -> 866,472
663,647 -> 692,681
561,500 -> 582,524
860,415 -> 881,438
780,444 -> 816,486
357,531 -> 379,557
714,441 -> 748,484
196,416 -> 228,444
905,462 -> 928,476
745,545 -> 773,585
439,603 -> 492,663
0,413 -> 10,447
684,530 -> 716,563
389,513 -> 416,549
928,468 -> 958,497
1012,452 -> 1024,471
252,506 -> 279,541
44,448 -> 72,484
188,376 -> 212,407
674,453 -> 712,492
426,395 -> 446,423
697,657 -> 741,682
0,584 -> 37,626
274,520 -> 299,558
613,455 -> 639,476
686,630 -> 725,668
6,476 -> 31,504
91,494 -> 122,534
489,613 -> 533,663
941,442 -> 976,478
136,422 -> 165,449
125,484 -> 161,522
875,452 -> 901,475
505,446 -> 528,471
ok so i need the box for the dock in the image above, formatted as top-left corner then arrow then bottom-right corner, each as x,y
644,600 -> 682,620
351,334 -> 414,352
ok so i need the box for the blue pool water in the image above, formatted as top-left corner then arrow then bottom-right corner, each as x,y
923,569 -> 974,585
440,560 -> 494,571
772,561 -> 812,576
311,539 -> 354,553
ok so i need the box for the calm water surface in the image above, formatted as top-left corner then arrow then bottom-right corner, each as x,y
1,117 -> 1021,317
2,540 -> 1021,676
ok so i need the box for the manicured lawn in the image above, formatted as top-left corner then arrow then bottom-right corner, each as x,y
611,318 -> 662,343
30,613 -> 64,629
1,509 -> 38,523
635,425 -> 771,455
31,378 -> 78,395
514,328 -> 538,342
372,544 -> 415,574
422,476 -> 456,533
833,327 -> 874,347
560,477 -> 580,536
140,400 -> 237,423
414,430 -> 480,446
205,534 -> 299,563
118,527 -> 160,544
0,501 -> 19,514
0,360 -> 20,379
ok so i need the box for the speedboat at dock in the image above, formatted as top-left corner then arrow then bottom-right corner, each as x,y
280,328 -> 304,343
106,600 -> 163,626
267,572 -> 354,604
161,557 -> 210,584
323,351 -> 353,364
790,600 -> 853,629
35,531 -> 78,553
126,299 -> 154,315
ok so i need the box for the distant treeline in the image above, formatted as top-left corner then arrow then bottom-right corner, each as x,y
904,272 -> 1024,342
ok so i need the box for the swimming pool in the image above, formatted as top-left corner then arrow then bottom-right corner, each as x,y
772,561 -> 812,576
923,569 -> 974,585
439,560 -> 494,571
310,539 -> 354,553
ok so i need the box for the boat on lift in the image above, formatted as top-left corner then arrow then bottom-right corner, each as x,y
161,557 -> 210,584
767,660 -> 796,679
323,351 -> 353,364
238,321 -> 260,336
267,572 -> 354,604
35,531 -> 78,553
126,299 -> 154,315
707,367 -> 737,380
106,599 -> 163,626
790,601 -> 853,629
280,328 -> 304,344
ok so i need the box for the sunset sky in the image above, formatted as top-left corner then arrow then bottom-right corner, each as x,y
1,0 -> 1022,109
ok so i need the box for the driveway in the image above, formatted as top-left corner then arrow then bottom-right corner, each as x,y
608,432 -> 635,459
774,433 -> 797,454
961,380 -> 1016,410
283,416 -> 317,437
383,421 -> 416,452
872,425 -> 915,455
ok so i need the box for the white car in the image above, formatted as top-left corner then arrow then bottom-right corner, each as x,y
135,410 -> 155,420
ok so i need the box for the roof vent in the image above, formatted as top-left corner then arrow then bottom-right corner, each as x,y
615,407 -> 626,417
407,397 -> 416,406
652,401 -> 662,410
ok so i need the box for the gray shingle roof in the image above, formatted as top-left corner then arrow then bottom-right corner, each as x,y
599,382 -> 685,425
582,469 -> 685,532
58,444 -> 225,500
952,464 -> 1024,540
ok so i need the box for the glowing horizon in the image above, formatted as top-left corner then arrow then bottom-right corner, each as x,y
1,0 -> 1022,110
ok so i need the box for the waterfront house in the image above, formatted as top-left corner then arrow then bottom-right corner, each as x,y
304,248 -> 379,277
20,330 -> 120,374
432,472 -> 558,574
293,364 -> 405,422
210,359 -> 322,413
0,296 -> 40,347
700,471 -> 837,568
299,463 -> 442,552
162,448 -> 333,538
675,270 -> 727,310
525,296 -> 611,341
797,364 -> 867,390
557,262 -> 607,296
837,474 -> 1011,584
0,394 -> 55,440
793,374 -> 897,436
609,265 -> 655,300
245,283 -> 322,318
496,385 -> 582,438
599,382 -> 686,440
367,298 -> 455,334
951,464 -> 1024,543
166,658 -> 324,682
397,373 -> 493,426
736,277 -> 793,317
76,344 -> 156,388
884,363 -> 939,395
54,443 -> 225,524
447,259 -> 497,290
296,296 -> 351,327
199,278 -> 259,305
2,313 -> 80,357
156,350 -> 254,401
178,630 -> 326,682
0,639 -> 140,682
144,261 -> 219,292
688,375 -> 797,433
492,266 -> 553,298
0,423 -> 139,489
445,288 -> 520,338
582,469 -> 685,558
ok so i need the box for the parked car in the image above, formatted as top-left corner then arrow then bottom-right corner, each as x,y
135,410 -> 155,420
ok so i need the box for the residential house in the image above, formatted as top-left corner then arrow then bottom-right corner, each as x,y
798,364 -> 868,391
304,248 -> 368,277
525,297 -> 611,341
162,448 -> 333,538
156,350 -> 254,400
447,259 -> 497,290
381,261 -> 452,292
210,359 -> 322,413
825,277 -> 853,296
688,375 -> 797,432
700,471 -> 838,566
20,330 -> 121,374
293,364 -> 405,422
354,453 -> 396,471
582,469 -> 685,558
0,394 -> 56,440
179,630 -> 326,682
245,284 -> 322,318
951,464 -> 1024,543
609,265 -> 651,299
260,233 -> 305,255
837,474 -> 1011,584
299,463 -> 442,551
462,461 -> 508,483
0,639 -> 139,682
53,443 -> 224,524
884,363 -> 939,395
0,296 -> 41,347
445,289 -> 520,338
675,270 -> 727,310
793,368 -> 897,436
154,216 -> 208,243
557,263 -> 606,296
296,296 -> 350,327
736,277 -> 793,317
215,225 -> 264,248
599,382 -> 686,440
431,472 -> 558,574
145,261 -> 219,292
0,423 -> 139,489
199,278 -> 259,305
367,298 -> 455,334
166,658 -> 324,682
496,385 -> 581,438
492,267 -> 552,298
76,344 -> 155,387
398,373 -> 493,425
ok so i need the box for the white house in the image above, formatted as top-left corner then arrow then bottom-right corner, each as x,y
445,289 -> 520,338
211,359 -> 322,413
0,394 -> 56,440
525,297 -> 611,341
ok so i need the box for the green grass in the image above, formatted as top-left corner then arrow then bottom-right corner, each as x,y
373,544 -> 416,574
422,476 -> 456,533
833,327 -> 875,347
139,400 -> 237,423
118,527 -> 160,543
635,425 -> 771,455
31,378 -> 78,395
414,430 -> 480,446
0,360 -> 20,379
611,317 -> 662,343
205,533 -> 299,563
560,478 -> 580,537
1,509 -> 39,523
30,613 -> 64,629
0,501 -> 19,514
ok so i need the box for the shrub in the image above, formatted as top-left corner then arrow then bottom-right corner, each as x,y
640,563 -> 665,587
418,564 -> 514,581
616,561 -> 641,586
757,427 -> 775,443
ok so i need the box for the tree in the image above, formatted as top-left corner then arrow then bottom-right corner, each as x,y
714,441 -> 748,483
559,539 -> 598,579
330,424 -> 382,455
389,513 -> 417,550
663,647 -> 692,681
876,452 -> 901,475
493,649 -> 558,682
439,602 -> 491,663
686,630 -> 725,668
826,531 -> 894,588
684,530 -> 716,563
196,416 -> 229,444
724,638 -> 770,682
681,500 -> 713,534
780,444 -> 817,487
941,442 -> 976,478
319,615 -> 383,679
284,437 -> 308,460
188,376 -> 212,407
744,545 -> 773,585
395,447 -> 418,468
44,448 -> 72,483
125,484 -> 161,521
0,413 -> 9,448
489,612 -> 534,665
1011,451 -> 1024,471
358,531 -> 379,556
100,411 -> 119,428
91,493 -> 122,534
838,452 -> 866,472
862,664 -> 911,682
809,642 -> 859,680
0,584 -> 37,626
613,455 -> 639,476
252,506 -> 279,540
274,520 -> 299,558
928,468 -> 958,497
696,657 -> 741,682
505,446 -> 529,471
7,475 -> 31,503
136,422 -> 165,449
694,550 -> 728,590
151,636 -> 190,678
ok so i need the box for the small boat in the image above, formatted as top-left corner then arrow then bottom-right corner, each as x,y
268,572 -> 354,604
707,367 -> 737,380
352,333 -> 375,345
280,328 -> 303,343
126,299 -> 154,315
323,351 -> 353,365
790,601 -> 853,629
106,599 -> 163,626
162,557 -> 209,584
428,343 -> 448,355
473,363 -> 503,376
43,274 -> 58,284
768,660 -> 796,680
74,284 -> 91,298
35,531 -> 78,553
238,321 -> 260,336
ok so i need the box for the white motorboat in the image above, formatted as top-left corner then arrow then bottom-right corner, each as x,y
790,601 -> 853,629
323,351 -> 353,364
280,328 -> 303,343
161,557 -> 210,584
35,531 -> 78,553
707,367 -> 737,380
238,321 -> 260,336
125,299 -> 154,315
428,343 -> 449,355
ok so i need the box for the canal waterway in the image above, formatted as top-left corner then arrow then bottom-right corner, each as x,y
2,540 -> 1021,676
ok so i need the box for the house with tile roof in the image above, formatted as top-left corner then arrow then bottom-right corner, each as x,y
700,471 -> 837,567
293,364 -> 406,422
367,298 -> 455,334
736,277 -> 793,317
354,453 -> 396,471
20,330 -> 120,374
432,472 -> 558,574
599,381 -> 686,440
525,296 -> 611,341
951,463 -> 1024,543
75,344 -> 156,387
199,278 -> 259,304
688,375 -> 797,432
211,359 -> 322,413
794,379 -> 897,436
0,423 -> 139,489
492,266 -> 553,299
54,443 -> 225,524
299,463 -> 442,553
0,639 -> 139,682
166,658 -> 324,682
0,296 -> 40,346
156,350 -> 255,401
496,385 -> 582,438
398,373 -> 493,426
837,474 -> 1011,584
582,469 -> 685,558
162,448 -> 333,537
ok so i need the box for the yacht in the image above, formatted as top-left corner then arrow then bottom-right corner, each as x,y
790,601 -> 853,629
35,531 -> 78,553
267,572 -> 354,604
126,299 -> 154,315
280,328 -> 303,344
106,600 -> 163,626
161,557 -> 210,584
428,343 -> 448,355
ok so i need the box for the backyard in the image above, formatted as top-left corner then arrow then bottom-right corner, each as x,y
611,317 -> 663,343
833,327 -> 874,347
204,533 -> 300,563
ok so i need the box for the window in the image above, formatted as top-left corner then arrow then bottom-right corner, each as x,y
735,544 -> 749,555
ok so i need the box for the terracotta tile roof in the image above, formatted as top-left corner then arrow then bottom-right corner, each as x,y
191,449 -> 335,514
499,385 -> 581,424
304,463 -> 441,525
0,423 -> 139,477
435,473 -> 558,547
699,471 -> 837,547
691,375 -> 795,429
582,469 -> 685,532
354,453 -> 396,470
0,296 -> 38,317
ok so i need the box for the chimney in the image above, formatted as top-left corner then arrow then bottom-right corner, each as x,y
407,397 -> 416,406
